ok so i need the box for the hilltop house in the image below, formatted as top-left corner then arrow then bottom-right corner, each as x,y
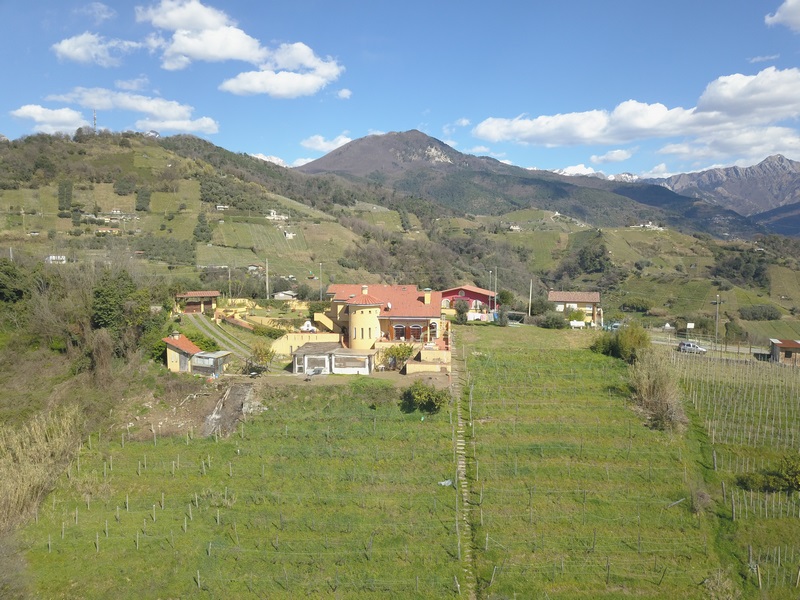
547,290 -> 602,326
317,284 -> 446,348
162,331 -> 230,377
288,284 -> 450,376
441,285 -> 497,314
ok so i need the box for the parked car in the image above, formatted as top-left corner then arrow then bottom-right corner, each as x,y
678,341 -> 707,354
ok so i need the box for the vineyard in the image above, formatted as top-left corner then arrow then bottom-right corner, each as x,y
674,353 -> 800,595
458,327 -> 723,598
18,325 -> 800,598
21,379 -> 462,598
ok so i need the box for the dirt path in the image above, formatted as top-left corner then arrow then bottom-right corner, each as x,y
184,313 -> 251,358
451,335 -> 478,600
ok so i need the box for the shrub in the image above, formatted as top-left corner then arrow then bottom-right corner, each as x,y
400,380 -> 449,414
628,349 -> 686,431
590,323 -> 650,363
381,343 -> 416,370
454,299 -> 469,325
739,304 -> 781,321
535,311 -> 567,329
621,296 -> 654,312
252,324 -> 285,339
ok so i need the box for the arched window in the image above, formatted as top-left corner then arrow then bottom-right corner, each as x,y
410,325 -> 422,341
429,321 -> 438,339
393,325 -> 405,340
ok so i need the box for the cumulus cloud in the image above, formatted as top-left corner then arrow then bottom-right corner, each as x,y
300,133 -> 352,152
46,87 -> 219,133
135,1 -> 343,96
251,153 -> 287,167
591,149 -> 633,164
292,157 -> 315,167
473,66 -> 800,164
52,32 -> 141,67
766,0 -> 800,32
466,145 -> 490,155
10,105 -> 88,134
77,2 -> 116,25
337,88 -> 352,99
559,164 -> 599,176
219,42 -> 343,98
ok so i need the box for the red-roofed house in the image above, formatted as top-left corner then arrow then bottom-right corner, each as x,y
770,339 -> 800,366
547,291 -> 602,326
316,284 -> 446,350
162,331 -> 231,377
442,285 -> 496,312
175,290 -> 221,314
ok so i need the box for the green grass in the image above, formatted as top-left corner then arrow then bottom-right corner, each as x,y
458,326 -> 723,598
22,381 -> 461,598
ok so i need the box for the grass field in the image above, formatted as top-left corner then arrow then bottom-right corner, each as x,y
22,379 -> 461,598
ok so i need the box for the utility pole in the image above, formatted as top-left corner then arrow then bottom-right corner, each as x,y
319,262 -> 323,301
528,279 -> 533,317
265,258 -> 269,301
488,270 -> 492,311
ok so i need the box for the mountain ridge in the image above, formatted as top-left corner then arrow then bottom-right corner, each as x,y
297,130 -> 763,238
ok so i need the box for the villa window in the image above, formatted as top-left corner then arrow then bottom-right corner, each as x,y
410,325 -> 422,341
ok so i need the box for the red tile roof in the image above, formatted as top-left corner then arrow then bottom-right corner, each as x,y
548,291 -> 601,303
162,333 -> 201,355
327,284 -> 441,318
176,290 -> 221,298
442,285 -> 496,297
347,293 -> 384,306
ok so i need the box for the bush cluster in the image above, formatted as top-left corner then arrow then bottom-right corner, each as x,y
400,380 -> 449,414
590,323 -> 650,363
739,304 -> 781,321
737,454 -> 800,492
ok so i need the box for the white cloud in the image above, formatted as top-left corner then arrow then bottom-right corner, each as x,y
49,87 -> 194,119
639,163 -> 675,178
115,76 -> 149,91
591,149 -> 633,164
77,2 -> 116,25
443,117 -> 471,136
250,153 -> 287,167
337,88 -> 352,100
220,42 -> 343,98
300,133 -> 352,153
52,32 -> 141,67
473,66 -> 800,164
135,0 -> 230,31
135,0 -> 343,97
443,139 -> 458,147
749,54 -> 780,64
10,105 -> 88,134
46,87 -> 219,134
559,164 -> 599,176
766,0 -> 800,32
467,145 -> 490,154
292,157 -> 315,167
135,117 -> 218,133
159,26 -> 268,70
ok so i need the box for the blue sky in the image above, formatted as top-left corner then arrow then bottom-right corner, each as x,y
3,1 -> 800,177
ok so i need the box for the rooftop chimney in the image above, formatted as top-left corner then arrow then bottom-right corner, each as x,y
423,287 -> 431,305
362,285 -> 368,295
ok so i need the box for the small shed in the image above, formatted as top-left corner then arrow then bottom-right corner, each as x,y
770,339 -> 800,366
191,350 -> 232,378
175,290 -> 221,314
